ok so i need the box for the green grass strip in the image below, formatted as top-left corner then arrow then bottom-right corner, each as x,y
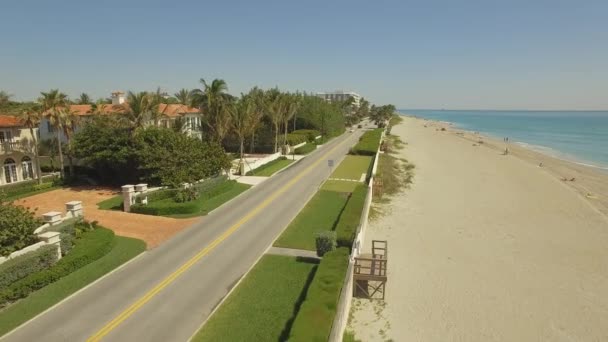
166,183 -> 251,218
329,155 -> 372,180
246,158 -> 293,177
193,255 -> 318,342
321,180 -> 360,193
274,191 -> 349,251
96,195 -> 123,210
0,236 -> 145,337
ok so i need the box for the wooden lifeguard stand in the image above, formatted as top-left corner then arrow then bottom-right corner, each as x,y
353,240 -> 388,300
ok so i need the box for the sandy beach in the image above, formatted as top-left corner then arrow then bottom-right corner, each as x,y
349,116 -> 608,341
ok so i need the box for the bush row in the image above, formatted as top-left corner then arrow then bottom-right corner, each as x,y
286,133 -> 308,146
291,129 -> 321,142
335,185 -> 368,247
245,157 -> 287,176
350,128 -> 383,156
288,247 -> 350,341
0,245 -> 58,291
0,175 -> 61,198
294,142 -> 317,155
0,228 -> 115,307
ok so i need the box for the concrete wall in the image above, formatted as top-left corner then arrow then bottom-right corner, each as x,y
329,130 -> 384,342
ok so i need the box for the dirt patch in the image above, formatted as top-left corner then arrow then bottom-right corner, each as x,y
15,186 -> 198,249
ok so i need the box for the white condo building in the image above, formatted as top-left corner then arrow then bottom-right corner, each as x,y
316,90 -> 361,108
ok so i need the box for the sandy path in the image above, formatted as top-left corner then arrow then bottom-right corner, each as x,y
15,187 -> 198,249
350,117 -> 608,341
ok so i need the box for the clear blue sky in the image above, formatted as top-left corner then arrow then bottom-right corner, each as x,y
1,0 -> 607,110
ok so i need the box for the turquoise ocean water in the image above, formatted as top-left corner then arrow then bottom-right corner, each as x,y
399,110 -> 608,171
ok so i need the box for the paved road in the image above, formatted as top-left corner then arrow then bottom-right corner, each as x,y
3,128 -> 365,342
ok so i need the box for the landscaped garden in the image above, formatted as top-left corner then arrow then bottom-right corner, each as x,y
0,198 -> 145,336
193,255 -> 318,342
1,175 -> 62,201
246,157 -> 293,177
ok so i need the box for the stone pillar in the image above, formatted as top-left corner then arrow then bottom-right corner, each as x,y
122,185 -> 135,212
134,184 -> 148,205
38,231 -> 62,260
42,211 -> 63,226
65,201 -> 83,218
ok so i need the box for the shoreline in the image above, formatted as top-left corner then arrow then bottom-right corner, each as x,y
401,114 -> 608,218
350,116 -> 608,341
401,113 -> 608,172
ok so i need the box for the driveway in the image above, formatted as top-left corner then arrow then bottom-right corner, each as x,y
15,187 -> 198,249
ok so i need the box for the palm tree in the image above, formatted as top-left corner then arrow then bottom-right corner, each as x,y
281,93 -> 300,147
264,89 -> 285,153
125,91 -> 154,130
60,107 -> 80,177
78,93 -> 91,104
39,89 -> 68,178
0,91 -> 12,108
191,78 -> 232,143
244,87 -> 265,153
174,88 -> 193,106
19,105 -> 44,184
228,96 -> 257,173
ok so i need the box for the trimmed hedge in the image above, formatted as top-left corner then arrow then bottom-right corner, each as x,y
0,175 -> 60,199
335,185 -> 368,247
131,178 -> 238,216
295,142 -> 317,155
0,245 -> 58,291
291,129 -> 321,142
0,228 -> 115,307
288,247 -> 350,342
286,133 -> 308,146
350,128 -> 383,156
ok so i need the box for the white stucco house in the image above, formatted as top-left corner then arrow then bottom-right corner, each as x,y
0,115 -> 37,186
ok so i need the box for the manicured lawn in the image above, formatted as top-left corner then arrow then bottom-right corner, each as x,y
0,236 -> 145,337
330,155 -> 372,180
96,195 -> 123,210
321,179 -> 360,193
193,255 -> 317,342
247,158 -> 293,177
274,191 -> 349,251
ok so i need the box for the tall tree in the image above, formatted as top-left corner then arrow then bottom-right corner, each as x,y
243,87 -> 266,153
174,88 -> 193,106
264,89 -> 285,153
60,107 -> 80,177
39,89 -> 68,178
78,93 -> 91,105
19,105 -> 44,184
228,96 -> 256,170
125,91 -> 155,130
281,93 -> 301,146
0,91 -> 12,108
191,78 -> 232,143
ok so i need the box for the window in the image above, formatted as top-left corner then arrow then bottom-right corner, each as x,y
3,158 -> 18,183
22,156 -> 34,180
47,121 -> 54,133
0,130 -> 12,143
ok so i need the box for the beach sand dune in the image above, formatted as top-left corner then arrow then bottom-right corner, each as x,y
350,117 -> 608,341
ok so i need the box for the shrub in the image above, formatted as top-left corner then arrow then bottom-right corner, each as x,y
315,231 -> 337,257
0,245 -> 58,291
0,201 -> 42,256
350,128 -> 383,156
291,129 -> 321,142
295,142 -> 316,155
174,187 -> 199,203
335,185 -> 368,247
0,176 -> 60,199
0,228 -> 115,307
289,247 -> 350,342
286,133 -> 307,146
32,182 -> 54,191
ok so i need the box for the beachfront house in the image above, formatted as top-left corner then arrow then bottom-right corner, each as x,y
39,91 -> 204,143
0,115 -> 37,186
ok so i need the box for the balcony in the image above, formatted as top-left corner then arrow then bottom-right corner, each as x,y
0,141 -> 25,153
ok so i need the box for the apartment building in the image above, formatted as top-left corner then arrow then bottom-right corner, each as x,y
316,90 -> 362,108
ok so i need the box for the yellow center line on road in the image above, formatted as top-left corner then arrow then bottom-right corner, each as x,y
86,134 -> 354,342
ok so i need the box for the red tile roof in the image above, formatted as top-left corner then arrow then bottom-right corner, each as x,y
0,115 -> 24,127
53,104 -> 201,117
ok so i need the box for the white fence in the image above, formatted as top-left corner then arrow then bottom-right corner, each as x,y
329,130 -> 384,342
0,201 -> 84,265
